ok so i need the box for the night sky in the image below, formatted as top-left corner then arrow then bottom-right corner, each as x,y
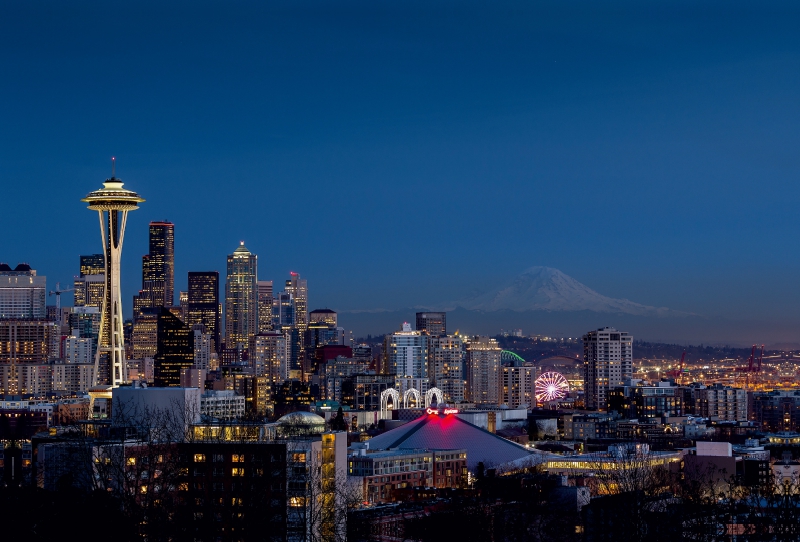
2,1 -> 800,340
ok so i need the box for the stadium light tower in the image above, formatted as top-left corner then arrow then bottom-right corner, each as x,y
82,159 -> 144,388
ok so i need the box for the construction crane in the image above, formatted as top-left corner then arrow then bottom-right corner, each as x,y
48,281 -> 74,314
667,351 -> 686,382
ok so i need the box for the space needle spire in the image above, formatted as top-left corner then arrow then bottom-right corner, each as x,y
82,160 -> 145,388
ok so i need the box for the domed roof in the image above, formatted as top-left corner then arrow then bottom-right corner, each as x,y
277,411 -> 325,425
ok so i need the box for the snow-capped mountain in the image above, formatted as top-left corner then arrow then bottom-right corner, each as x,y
457,267 -> 680,316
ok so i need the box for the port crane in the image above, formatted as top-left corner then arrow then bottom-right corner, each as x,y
667,351 -> 686,382
734,344 -> 764,388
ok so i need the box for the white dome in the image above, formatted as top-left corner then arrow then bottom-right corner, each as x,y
277,411 -> 326,425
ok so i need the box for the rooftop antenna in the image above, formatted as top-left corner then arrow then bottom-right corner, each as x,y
111,156 -> 116,178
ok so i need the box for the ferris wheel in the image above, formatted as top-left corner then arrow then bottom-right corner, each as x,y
534,371 -> 569,402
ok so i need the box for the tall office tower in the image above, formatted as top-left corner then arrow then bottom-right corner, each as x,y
179,291 -> 188,321
428,335 -> 465,404
307,319 -> 339,350
0,319 -> 59,395
74,254 -> 106,311
384,323 -> 428,379
144,221 -> 175,306
187,271 -> 220,352
79,254 -> 105,277
284,272 -> 308,356
500,365 -> 538,408
583,327 -> 633,411
415,312 -> 446,337
131,308 -> 159,360
192,326 -> 213,371
250,332 -> 289,383
257,280 -> 273,333
272,292 -> 295,330
0,263 -> 47,318
73,274 -> 105,308
466,336 -> 501,405
309,308 -> 337,327
82,169 -> 144,387
153,307 -> 194,387
69,306 -> 101,360
225,243 -> 258,351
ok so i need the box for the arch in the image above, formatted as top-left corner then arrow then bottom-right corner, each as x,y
380,388 -> 400,414
403,388 -> 421,409
425,387 -> 444,408
501,350 -> 526,366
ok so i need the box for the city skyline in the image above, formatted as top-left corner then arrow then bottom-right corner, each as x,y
5,1 -> 800,344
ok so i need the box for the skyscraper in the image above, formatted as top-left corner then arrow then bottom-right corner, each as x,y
415,312 -> 446,337
0,263 -> 46,319
384,323 -> 428,379
79,254 -> 105,277
257,280 -> 273,333
187,271 -> 220,352
428,335 -> 465,403
284,272 -> 308,361
154,307 -> 194,387
138,221 -> 175,308
466,336 -> 501,405
225,242 -> 257,351
583,327 -> 633,411
82,170 -> 144,387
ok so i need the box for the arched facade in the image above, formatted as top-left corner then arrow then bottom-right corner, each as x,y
403,388 -> 422,409
380,388 -> 400,414
425,387 -> 444,408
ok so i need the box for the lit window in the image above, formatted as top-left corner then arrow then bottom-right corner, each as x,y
232,454 -> 244,463
194,454 -> 206,463
232,468 -> 245,476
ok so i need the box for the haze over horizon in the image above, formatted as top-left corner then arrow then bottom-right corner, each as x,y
3,1 -> 800,344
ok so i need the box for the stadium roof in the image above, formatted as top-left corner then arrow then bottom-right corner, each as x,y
367,411 -> 549,471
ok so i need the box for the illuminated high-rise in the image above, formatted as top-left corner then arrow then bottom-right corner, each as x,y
187,271 -> 221,352
140,221 -> 175,307
225,242 -> 257,351
466,336 -> 501,405
153,307 -> 194,387
285,273 -> 308,368
416,312 -> 446,337
257,280 -> 273,333
583,327 -> 633,411
82,169 -> 144,387
428,335 -> 465,403
74,254 -> 105,310
0,263 -> 46,318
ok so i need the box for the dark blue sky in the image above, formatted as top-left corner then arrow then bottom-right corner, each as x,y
2,1 -> 800,337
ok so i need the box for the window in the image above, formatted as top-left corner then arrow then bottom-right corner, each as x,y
232,468 -> 245,477
232,454 -> 245,463
289,497 -> 306,507
213,454 -> 224,462
194,454 -> 206,463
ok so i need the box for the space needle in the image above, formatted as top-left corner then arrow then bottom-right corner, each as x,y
82,159 -> 144,389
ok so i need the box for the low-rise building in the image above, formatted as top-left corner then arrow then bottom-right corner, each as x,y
201,389 -> 246,420
348,445 -> 467,503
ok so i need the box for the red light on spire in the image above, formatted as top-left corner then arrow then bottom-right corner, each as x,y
290,271 -> 298,276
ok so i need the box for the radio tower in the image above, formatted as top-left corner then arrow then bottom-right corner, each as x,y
82,159 -> 145,388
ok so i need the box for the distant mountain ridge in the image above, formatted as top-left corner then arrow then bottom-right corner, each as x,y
454,266 -> 686,316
